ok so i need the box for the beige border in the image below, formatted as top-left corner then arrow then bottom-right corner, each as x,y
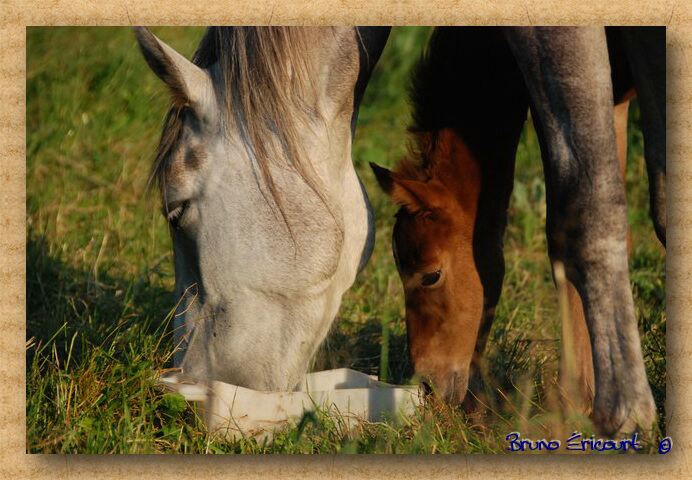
3,0 -> 689,477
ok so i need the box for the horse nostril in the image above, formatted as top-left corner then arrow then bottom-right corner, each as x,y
421,380 -> 433,396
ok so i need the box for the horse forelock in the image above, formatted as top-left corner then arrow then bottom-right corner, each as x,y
151,27 -> 341,224
394,130 -> 446,183
148,105 -> 185,194
393,129 -> 482,215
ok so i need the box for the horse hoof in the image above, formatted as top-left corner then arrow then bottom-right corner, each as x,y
592,394 -> 657,437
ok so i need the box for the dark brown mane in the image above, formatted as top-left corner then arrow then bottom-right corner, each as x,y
396,27 -> 527,188
395,26 -> 473,184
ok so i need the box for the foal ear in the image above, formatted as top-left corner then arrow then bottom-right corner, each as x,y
370,162 -> 395,195
369,162 -> 432,214
134,27 -> 207,107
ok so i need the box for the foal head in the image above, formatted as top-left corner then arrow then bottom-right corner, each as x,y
372,129 -> 484,405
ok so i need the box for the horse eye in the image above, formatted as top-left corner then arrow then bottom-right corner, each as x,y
164,200 -> 189,229
421,269 -> 442,287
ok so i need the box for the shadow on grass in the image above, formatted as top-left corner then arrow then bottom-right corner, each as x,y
313,320 -> 412,385
26,233 -> 175,368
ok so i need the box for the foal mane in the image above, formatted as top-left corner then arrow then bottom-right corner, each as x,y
395,27 -> 493,186
151,27 -> 331,228
392,27 -> 458,185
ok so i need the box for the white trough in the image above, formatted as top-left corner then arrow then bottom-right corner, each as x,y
159,368 -> 422,440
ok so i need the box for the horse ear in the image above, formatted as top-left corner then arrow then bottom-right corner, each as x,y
390,178 -> 435,214
370,162 -> 395,195
369,162 -> 432,214
134,27 -> 207,106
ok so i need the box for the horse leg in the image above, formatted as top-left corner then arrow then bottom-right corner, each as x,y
505,27 -> 656,436
619,27 -> 666,246
460,30 -> 530,412
465,128 -> 523,411
561,98 -> 632,415
614,99 -> 633,253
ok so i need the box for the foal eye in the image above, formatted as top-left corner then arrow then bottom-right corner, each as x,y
421,269 -> 442,287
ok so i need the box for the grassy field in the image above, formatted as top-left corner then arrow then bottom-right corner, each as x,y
26,27 -> 666,453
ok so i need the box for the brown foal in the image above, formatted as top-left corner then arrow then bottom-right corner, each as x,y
372,27 -> 638,414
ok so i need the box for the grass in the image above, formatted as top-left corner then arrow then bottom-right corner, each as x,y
26,27 -> 666,453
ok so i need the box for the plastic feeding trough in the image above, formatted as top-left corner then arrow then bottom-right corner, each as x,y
159,368 -> 421,440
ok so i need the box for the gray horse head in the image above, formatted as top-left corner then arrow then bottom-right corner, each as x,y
136,27 -> 377,391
